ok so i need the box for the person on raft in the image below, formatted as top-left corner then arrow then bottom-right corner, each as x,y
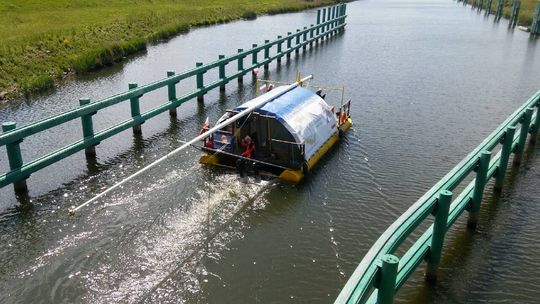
241,136 -> 256,158
237,135 -> 259,179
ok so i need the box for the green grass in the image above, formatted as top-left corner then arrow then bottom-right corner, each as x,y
241,10 -> 258,20
70,38 -> 147,72
0,0 -> 340,98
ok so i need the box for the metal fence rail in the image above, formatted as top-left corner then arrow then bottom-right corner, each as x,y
335,89 -> 540,304
462,0 -> 540,35
0,4 -> 348,193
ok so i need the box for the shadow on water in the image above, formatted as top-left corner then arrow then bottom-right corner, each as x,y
13,191 -> 33,214
526,34 -> 538,60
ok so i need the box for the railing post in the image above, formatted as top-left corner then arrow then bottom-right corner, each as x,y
325,7 -> 331,37
302,27 -> 308,50
516,0 -> 521,25
339,4 -> 346,32
322,8 -> 327,34
167,71 -> 179,116
196,62 -> 205,103
237,49 -> 244,83
332,5 -> 338,28
252,44 -> 258,67
326,7 -> 333,37
339,4 -> 344,28
218,55 -> 226,92
326,7 -> 332,35
295,29 -> 300,54
286,32 -> 293,57
263,40 -> 270,70
377,254 -> 399,304
332,6 -> 337,30
129,83 -> 143,134
530,106 -> 540,144
329,6 -> 334,31
316,9 -> 321,36
532,1 -> 540,35
286,32 -> 292,58
495,0 -> 505,21
494,126 -> 517,192
467,151 -> 492,228
485,0 -> 493,14
2,122 -> 28,193
426,190 -> 452,282
277,36 -> 283,64
513,107 -> 533,165
309,24 -> 314,47
338,4 -> 344,27
509,0 -> 521,27
338,5 -> 342,26
79,98 -> 97,158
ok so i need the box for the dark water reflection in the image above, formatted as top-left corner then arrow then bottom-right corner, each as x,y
0,0 -> 539,303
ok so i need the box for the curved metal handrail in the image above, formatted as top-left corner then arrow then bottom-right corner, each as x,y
335,90 -> 540,303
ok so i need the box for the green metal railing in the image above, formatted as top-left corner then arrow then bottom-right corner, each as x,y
460,0 -> 540,34
0,4 -> 348,194
533,0 -> 540,33
335,89 -> 540,304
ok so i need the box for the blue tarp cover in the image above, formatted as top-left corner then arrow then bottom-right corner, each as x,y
231,86 -> 338,161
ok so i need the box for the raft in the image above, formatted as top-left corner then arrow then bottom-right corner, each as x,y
199,82 -> 352,183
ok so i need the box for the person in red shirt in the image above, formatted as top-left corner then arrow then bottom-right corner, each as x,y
237,135 -> 257,180
241,135 -> 256,159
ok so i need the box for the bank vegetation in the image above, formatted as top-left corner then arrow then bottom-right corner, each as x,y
0,0 -> 340,100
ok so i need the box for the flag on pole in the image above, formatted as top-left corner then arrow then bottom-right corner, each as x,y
200,117 -> 210,135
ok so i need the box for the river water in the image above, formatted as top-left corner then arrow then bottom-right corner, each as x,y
0,0 -> 539,303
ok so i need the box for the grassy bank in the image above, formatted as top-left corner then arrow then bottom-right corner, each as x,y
464,0 -> 538,25
0,0 -> 341,99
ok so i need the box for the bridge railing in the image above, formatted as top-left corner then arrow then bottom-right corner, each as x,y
335,89 -> 540,304
0,4 -> 348,193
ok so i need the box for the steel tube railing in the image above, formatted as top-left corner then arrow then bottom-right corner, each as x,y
335,90 -> 540,304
